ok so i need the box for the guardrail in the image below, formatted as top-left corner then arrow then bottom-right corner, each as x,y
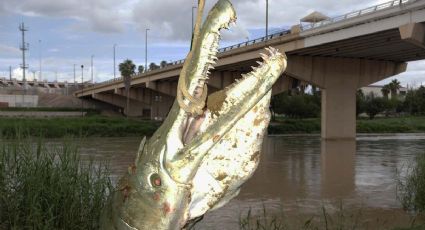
301,0 -> 416,30
88,0 -> 416,89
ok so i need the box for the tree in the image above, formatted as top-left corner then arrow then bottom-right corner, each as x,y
119,59 -> 136,117
149,62 -> 159,71
365,94 -> 386,119
272,92 -> 320,118
160,60 -> 168,68
381,85 -> 390,99
138,65 -> 144,74
388,79 -> 401,98
403,86 -> 425,115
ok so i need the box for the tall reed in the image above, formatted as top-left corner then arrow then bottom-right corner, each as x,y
0,137 -> 112,229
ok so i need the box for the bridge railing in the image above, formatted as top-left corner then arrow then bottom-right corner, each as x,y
90,28 -> 291,88
88,0 -> 416,90
301,0 -> 416,31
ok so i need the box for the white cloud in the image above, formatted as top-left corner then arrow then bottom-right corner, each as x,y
1,0 -> 132,33
0,44 -> 20,57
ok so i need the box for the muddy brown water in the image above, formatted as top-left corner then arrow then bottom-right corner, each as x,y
75,134 -> 425,229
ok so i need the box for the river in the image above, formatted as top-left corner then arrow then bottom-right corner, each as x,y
77,134 -> 425,229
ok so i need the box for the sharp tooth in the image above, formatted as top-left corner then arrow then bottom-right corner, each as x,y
256,61 -> 263,66
268,46 -> 277,54
251,66 -> 258,71
260,53 -> 268,60
265,47 -> 272,54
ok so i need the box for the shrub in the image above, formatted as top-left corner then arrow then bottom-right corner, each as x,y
272,93 -> 320,119
397,153 -> 425,213
365,96 -> 386,119
0,138 -> 112,229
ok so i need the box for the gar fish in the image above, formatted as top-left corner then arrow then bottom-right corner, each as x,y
100,0 -> 287,229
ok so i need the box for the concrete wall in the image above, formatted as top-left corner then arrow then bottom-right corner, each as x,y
0,94 -> 38,107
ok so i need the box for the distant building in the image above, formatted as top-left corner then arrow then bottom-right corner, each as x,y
361,85 -> 407,98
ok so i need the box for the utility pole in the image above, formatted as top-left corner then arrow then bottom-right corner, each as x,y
38,39 -> 42,80
73,64 -> 76,84
145,28 -> 150,73
9,66 -> 12,81
113,44 -> 117,80
31,70 -> 36,81
81,65 -> 84,117
19,22 -> 29,89
266,0 -> 269,38
91,55 -> 94,84
192,6 -> 197,36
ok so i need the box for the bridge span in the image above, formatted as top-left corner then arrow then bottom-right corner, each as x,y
75,0 -> 425,139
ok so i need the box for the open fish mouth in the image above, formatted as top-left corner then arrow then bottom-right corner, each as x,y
101,0 -> 287,229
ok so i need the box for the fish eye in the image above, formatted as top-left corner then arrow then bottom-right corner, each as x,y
150,173 -> 162,187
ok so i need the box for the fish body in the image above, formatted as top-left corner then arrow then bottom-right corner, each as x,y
100,0 -> 287,229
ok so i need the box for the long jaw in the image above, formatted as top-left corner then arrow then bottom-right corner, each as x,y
147,0 -> 287,184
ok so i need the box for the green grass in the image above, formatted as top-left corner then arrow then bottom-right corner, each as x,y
238,205 -> 424,230
357,116 -> 425,133
0,137 -> 112,229
268,118 -> 320,134
0,116 -> 160,138
268,116 -> 425,134
0,107 -> 100,113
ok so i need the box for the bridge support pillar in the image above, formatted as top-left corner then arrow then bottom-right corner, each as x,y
321,78 -> 357,139
286,56 -> 407,139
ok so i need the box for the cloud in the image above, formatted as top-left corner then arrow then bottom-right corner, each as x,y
0,44 -> 21,57
1,0 -> 131,33
130,0 -> 391,43
376,61 -> 425,88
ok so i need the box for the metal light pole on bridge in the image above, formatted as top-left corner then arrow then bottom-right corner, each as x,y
145,28 -> 150,74
192,6 -> 197,37
91,55 -> 94,84
113,44 -> 117,81
266,0 -> 269,38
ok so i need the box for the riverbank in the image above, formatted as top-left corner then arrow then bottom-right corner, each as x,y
269,116 -> 425,134
1,116 -> 424,138
0,116 -> 160,138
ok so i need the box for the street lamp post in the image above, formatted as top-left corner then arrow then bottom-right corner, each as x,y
73,64 -> 76,84
38,40 -> 42,81
266,0 -> 269,38
145,28 -> 150,73
81,65 -> 84,117
113,44 -> 117,81
91,55 -> 94,84
192,6 -> 197,36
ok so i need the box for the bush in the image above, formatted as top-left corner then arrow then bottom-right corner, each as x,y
365,96 -> 387,119
397,153 -> 425,213
0,138 -> 112,229
272,93 -> 320,119
0,116 -> 160,138
403,86 -> 425,115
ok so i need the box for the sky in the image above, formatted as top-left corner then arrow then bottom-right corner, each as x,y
0,0 -> 424,87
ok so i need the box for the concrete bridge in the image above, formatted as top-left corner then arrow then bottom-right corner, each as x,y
75,0 -> 425,139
